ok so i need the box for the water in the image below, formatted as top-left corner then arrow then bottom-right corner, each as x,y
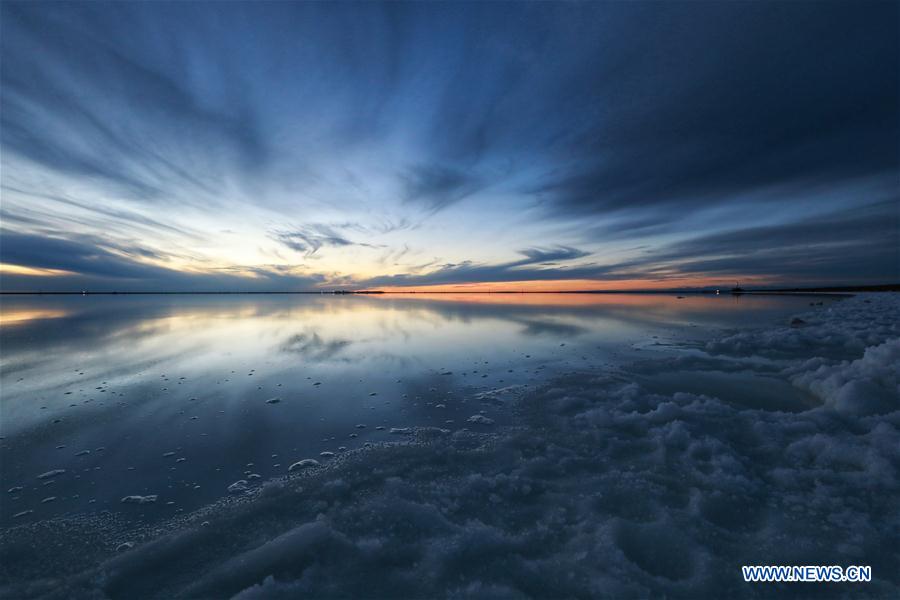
0,292 -> 835,526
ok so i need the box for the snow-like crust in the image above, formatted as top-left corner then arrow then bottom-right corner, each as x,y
1,294 -> 898,598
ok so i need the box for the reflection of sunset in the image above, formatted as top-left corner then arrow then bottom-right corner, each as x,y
0,308 -> 70,326
369,291 -> 799,312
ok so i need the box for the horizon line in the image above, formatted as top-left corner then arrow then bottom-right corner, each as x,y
1,283 -> 897,296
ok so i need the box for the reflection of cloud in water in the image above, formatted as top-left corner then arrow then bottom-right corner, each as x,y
514,317 -> 588,338
280,332 -> 352,361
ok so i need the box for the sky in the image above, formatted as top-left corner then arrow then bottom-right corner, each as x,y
0,1 -> 897,292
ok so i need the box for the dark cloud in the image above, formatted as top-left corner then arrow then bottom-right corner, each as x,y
528,3 -> 898,226
515,246 -> 590,266
271,225 -> 382,258
620,200 -> 900,284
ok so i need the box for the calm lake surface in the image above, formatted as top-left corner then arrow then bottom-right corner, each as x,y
0,293 -> 837,526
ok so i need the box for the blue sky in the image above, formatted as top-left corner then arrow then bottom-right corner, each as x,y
1,1 -> 897,291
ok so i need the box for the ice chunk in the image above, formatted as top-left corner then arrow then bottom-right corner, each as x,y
228,480 -> 249,494
37,469 -> 66,479
288,459 -> 320,471
121,495 -> 158,504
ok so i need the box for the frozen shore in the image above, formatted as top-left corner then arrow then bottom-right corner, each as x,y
1,294 -> 898,598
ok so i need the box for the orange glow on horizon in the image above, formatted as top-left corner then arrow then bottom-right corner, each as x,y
370,276 -> 775,293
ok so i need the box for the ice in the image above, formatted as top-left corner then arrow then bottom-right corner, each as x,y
228,480 -> 249,494
288,459 -> 320,471
121,495 -> 158,504
466,414 -> 494,425
36,469 -> 66,480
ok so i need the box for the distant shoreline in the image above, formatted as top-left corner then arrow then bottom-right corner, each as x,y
0,284 -> 897,296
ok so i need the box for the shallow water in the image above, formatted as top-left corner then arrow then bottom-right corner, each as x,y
0,292 -> 836,526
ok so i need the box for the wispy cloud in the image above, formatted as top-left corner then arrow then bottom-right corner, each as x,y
271,224 -> 383,258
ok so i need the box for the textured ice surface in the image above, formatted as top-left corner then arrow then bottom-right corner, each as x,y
466,414 -> 495,425
1,294 -> 898,598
